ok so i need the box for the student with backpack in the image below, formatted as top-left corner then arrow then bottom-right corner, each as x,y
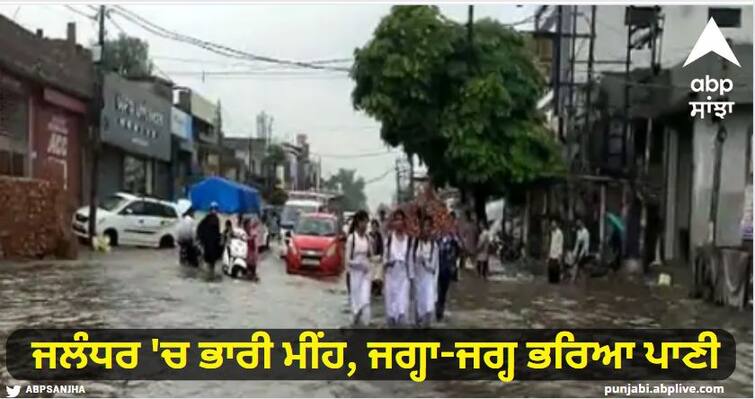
411,213 -> 439,328
345,210 -> 373,326
382,209 -> 412,327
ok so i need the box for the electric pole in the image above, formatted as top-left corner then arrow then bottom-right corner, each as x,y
87,4 -> 106,244
395,158 -> 401,204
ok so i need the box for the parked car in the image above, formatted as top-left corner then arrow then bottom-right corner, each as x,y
285,213 -> 343,276
72,192 -> 180,248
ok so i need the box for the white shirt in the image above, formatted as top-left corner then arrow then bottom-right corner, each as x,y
387,233 -> 409,265
177,216 -> 195,242
346,233 -> 370,269
549,228 -> 564,260
574,227 -> 590,259
477,229 -> 491,262
414,240 -> 435,273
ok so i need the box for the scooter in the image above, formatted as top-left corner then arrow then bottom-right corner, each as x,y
179,240 -> 201,267
222,228 -> 250,278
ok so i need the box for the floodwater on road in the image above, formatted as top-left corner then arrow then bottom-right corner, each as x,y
0,247 -> 751,397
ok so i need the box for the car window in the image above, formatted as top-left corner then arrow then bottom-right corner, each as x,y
160,204 -> 178,219
121,201 -> 147,216
295,217 -> 337,237
101,195 -> 128,211
143,202 -> 176,218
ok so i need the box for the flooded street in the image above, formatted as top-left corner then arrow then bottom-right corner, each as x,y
1,247 -> 752,397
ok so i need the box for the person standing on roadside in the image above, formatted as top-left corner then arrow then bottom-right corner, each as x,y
383,209 -> 412,327
548,218 -> 564,283
197,202 -> 222,270
345,210 -> 373,326
436,212 -> 461,321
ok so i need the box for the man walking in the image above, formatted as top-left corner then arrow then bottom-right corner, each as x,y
548,218 -> 564,284
570,218 -> 590,281
436,212 -> 461,321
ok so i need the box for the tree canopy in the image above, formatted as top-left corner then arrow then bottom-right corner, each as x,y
103,33 -> 153,78
264,144 -> 287,167
322,168 -> 368,212
351,6 -> 562,214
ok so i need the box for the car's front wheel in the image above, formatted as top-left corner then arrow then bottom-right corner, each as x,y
104,229 -> 118,247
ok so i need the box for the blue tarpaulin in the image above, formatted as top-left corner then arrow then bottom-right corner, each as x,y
189,177 -> 261,214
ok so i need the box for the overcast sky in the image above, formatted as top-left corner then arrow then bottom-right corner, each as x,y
0,3 -> 534,210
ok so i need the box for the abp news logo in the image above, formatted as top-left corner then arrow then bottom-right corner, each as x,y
685,18 -> 742,120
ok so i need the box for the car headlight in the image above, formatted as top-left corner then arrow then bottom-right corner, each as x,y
325,243 -> 337,258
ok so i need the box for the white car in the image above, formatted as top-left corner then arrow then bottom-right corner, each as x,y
72,192 -> 181,248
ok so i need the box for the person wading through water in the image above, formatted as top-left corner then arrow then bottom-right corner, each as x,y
548,218 -> 564,283
345,210 -> 373,326
382,209 -> 412,327
369,219 -> 384,296
197,202 -> 223,271
177,207 -> 199,267
411,213 -> 439,328
243,217 -> 260,281
436,211 -> 461,321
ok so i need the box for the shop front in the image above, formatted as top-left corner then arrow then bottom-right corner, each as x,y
98,73 -> 171,200
32,87 -> 86,210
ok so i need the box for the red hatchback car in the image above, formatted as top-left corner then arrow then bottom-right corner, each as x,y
285,213 -> 344,276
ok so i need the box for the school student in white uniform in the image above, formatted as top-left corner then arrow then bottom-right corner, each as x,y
345,210 -> 373,326
382,209 -> 412,327
410,214 -> 439,328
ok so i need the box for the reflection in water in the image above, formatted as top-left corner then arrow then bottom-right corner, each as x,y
0,248 -> 751,397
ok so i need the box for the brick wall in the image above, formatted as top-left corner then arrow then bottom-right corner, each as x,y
0,176 -> 78,260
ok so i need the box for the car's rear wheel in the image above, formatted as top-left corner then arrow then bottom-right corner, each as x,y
159,235 -> 175,249
104,229 -> 118,247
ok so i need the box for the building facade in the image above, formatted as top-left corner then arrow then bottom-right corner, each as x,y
0,16 -> 93,215
97,73 -> 173,200
530,4 -> 753,267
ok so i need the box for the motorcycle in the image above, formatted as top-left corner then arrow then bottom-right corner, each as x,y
222,228 -> 250,278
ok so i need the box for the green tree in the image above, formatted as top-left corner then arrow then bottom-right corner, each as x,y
264,144 -> 287,168
323,169 -> 367,211
266,187 -> 288,206
103,33 -> 153,78
351,6 -> 562,217
264,144 -> 287,188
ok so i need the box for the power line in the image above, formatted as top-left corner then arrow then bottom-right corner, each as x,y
109,6 -> 350,72
62,5 -> 96,20
363,168 -> 395,185
104,12 -> 173,81
161,69 -> 346,77
313,150 -> 397,159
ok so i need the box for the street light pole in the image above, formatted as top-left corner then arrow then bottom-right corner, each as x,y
87,5 -> 106,245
